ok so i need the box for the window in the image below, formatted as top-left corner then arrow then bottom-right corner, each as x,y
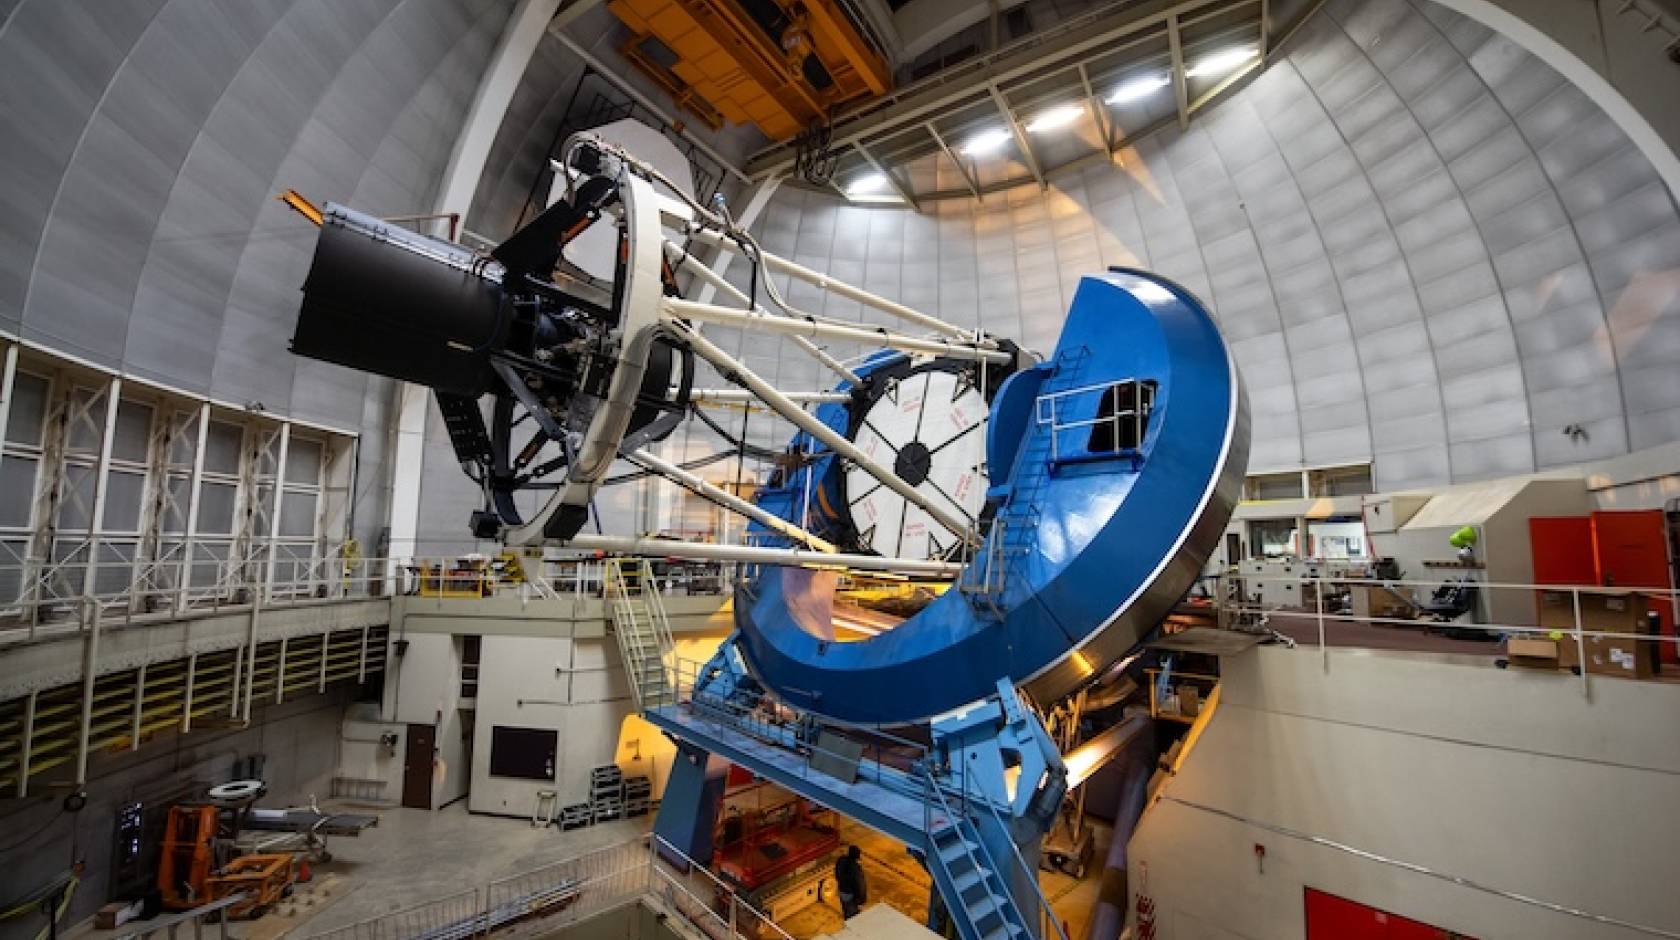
1246,471 -> 1303,500
1309,464 -> 1374,497
1087,380 -> 1157,453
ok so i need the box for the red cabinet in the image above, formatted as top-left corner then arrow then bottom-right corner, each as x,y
1529,510 -> 1677,666
1305,888 -> 1474,939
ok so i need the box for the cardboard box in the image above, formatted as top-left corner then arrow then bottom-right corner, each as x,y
1507,637 -> 1561,670
1178,685 -> 1201,717
1538,591 -> 1655,679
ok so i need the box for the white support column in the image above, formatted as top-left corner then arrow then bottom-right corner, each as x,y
18,690 -> 36,797
75,599 -> 101,784
130,663 -> 146,751
318,632 -> 330,693
81,378 -> 123,599
181,652 -> 197,734
177,404 -> 210,613
667,320 -> 977,545
435,0 -> 567,227
263,423 -> 290,601
358,624 -> 370,684
0,343 -> 17,485
229,643 -> 244,719
242,600 -> 261,722
387,382 -> 429,590
275,635 -> 289,705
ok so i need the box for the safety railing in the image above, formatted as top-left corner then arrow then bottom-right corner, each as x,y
1034,378 -> 1155,463
0,553 -> 395,646
1207,570 -> 1680,695
303,834 -> 787,940
663,655 -> 930,790
112,891 -> 249,940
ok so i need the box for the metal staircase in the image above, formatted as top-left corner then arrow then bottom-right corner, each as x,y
924,791 -> 1036,940
604,558 -> 675,710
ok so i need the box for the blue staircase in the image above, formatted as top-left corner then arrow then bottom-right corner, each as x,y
926,812 -> 1035,940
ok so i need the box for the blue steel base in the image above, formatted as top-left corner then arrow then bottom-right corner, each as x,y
648,638 -> 1068,940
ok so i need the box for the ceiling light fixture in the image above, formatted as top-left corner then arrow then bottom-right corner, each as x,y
960,127 -> 1012,157
1025,103 -> 1083,134
1106,74 -> 1170,105
846,172 -> 889,196
1186,46 -> 1258,78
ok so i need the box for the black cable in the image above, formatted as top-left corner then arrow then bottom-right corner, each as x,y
0,808 -> 64,854
690,406 -> 781,460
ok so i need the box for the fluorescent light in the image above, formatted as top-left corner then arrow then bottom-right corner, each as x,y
846,172 -> 888,196
960,128 -> 1012,157
1025,103 -> 1083,134
1186,46 -> 1258,78
1107,74 -> 1170,105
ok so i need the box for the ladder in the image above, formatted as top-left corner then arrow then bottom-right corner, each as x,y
604,558 -> 676,710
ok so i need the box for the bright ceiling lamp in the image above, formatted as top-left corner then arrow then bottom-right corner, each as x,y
1025,103 -> 1083,134
1107,74 -> 1170,105
1186,46 -> 1258,78
961,127 -> 1012,157
847,172 -> 889,196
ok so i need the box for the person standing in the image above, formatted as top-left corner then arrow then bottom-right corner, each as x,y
834,845 -> 866,919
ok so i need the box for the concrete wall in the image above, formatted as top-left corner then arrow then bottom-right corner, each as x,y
1129,646 -> 1680,938
0,692 -> 352,935
743,0 -> 1680,495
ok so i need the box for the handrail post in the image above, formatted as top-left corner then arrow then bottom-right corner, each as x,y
1316,574 -> 1327,673
1572,588 -> 1590,700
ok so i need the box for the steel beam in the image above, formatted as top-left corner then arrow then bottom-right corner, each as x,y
81,378 -> 123,598
1077,63 -> 1116,158
683,229 -> 983,343
625,448 -> 838,553
988,84 -> 1046,189
688,389 -> 852,404
663,299 -> 1013,364
670,245 -> 864,385
1168,15 -> 1189,130
925,122 -> 983,200
744,0 -> 1243,178
263,423 -> 290,602
665,320 -> 977,545
853,141 -> 920,211
565,534 -> 961,577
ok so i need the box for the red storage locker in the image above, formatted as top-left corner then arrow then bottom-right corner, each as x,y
1529,516 -> 1596,586
1591,510 -> 1677,665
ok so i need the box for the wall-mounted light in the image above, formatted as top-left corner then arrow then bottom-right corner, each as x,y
1186,46 -> 1258,78
1025,103 -> 1083,134
1107,74 -> 1170,105
961,127 -> 1012,156
846,172 -> 889,196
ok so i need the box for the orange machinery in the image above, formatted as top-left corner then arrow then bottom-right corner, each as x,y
206,855 -> 293,919
607,0 -> 891,140
157,806 -> 221,910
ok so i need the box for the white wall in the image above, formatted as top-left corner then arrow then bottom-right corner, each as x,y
1129,646 -> 1680,938
380,633 -> 469,808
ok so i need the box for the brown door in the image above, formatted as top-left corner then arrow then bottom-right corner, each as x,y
402,723 -> 435,809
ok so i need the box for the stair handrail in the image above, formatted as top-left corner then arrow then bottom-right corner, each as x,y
918,763 -> 1036,939
962,768 -> 1072,940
